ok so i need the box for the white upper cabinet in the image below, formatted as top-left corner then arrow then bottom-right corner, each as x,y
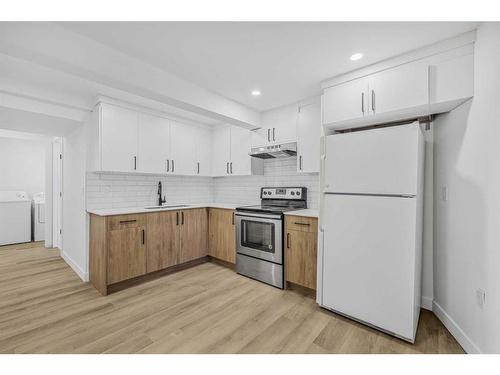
137,112 -> 170,174
211,125 -> 231,177
367,62 -> 428,117
229,125 -> 252,176
100,103 -> 138,172
323,78 -> 369,125
211,125 -> 263,177
195,126 -> 212,176
322,43 -> 474,131
170,121 -> 197,176
255,104 -> 298,146
297,100 -> 321,173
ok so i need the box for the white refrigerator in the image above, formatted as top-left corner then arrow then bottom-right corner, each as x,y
318,122 -> 424,342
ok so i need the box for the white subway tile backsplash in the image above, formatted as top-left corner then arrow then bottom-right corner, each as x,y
86,157 -> 319,210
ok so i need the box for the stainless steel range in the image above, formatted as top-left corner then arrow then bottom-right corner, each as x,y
235,187 -> 307,289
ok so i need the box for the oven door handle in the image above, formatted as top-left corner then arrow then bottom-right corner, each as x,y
234,212 -> 282,220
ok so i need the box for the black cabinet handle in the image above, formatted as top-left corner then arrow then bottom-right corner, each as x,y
176,212 -> 179,225
197,162 -> 200,174
267,128 -> 270,142
181,211 -> 184,225
142,229 -> 145,244
294,222 -> 311,226
172,159 -> 175,173
287,233 -> 290,249
230,162 -> 233,174
273,127 -> 275,141
232,212 -> 235,225
119,219 -> 137,224
133,156 -> 137,170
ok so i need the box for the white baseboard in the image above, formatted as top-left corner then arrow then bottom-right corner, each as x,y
432,301 -> 481,354
421,296 -> 433,311
60,250 -> 89,282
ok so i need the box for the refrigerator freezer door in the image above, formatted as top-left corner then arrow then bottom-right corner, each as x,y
324,122 -> 420,196
321,194 -> 418,340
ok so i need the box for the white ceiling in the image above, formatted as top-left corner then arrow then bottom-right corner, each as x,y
60,22 -> 477,112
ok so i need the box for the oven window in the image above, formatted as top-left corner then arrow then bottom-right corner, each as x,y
241,219 -> 275,253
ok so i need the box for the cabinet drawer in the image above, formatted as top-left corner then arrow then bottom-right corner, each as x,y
285,215 -> 318,233
107,214 -> 146,231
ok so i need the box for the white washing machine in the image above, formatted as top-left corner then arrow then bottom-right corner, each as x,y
32,192 -> 45,242
0,191 -> 31,246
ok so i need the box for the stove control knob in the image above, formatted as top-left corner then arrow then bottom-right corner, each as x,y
291,191 -> 295,196
296,191 -> 301,196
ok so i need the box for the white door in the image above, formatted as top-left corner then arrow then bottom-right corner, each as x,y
323,78 -> 368,125
100,104 -> 138,172
137,113 -> 171,174
170,121 -> 197,175
211,126 -> 231,176
195,126 -> 212,176
297,101 -> 320,173
229,126 -> 252,176
321,194 -> 417,340
368,62 -> 428,116
324,123 -> 420,195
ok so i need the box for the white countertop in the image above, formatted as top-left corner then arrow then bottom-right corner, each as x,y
284,209 -> 319,218
87,202 -> 244,216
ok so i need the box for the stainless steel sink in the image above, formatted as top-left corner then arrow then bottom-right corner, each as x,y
144,205 -> 189,210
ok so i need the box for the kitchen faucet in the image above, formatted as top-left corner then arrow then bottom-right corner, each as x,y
157,181 -> 166,206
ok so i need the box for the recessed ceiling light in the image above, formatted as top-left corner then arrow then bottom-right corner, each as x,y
350,53 -> 363,61
251,90 -> 261,96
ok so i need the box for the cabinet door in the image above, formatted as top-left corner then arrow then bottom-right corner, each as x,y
170,121 -> 197,175
368,62 -> 428,116
211,126 -> 231,176
208,208 -> 235,264
107,226 -> 146,284
297,101 -> 320,173
285,229 -> 317,290
323,78 -> 368,125
229,126 -> 252,176
100,103 -> 138,172
137,113 -> 171,174
195,127 -> 212,176
179,208 -> 208,263
146,211 -> 179,273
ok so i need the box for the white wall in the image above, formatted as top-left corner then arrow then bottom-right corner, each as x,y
433,22 -> 500,353
0,136 -> 46,197
62,125 -> 88,281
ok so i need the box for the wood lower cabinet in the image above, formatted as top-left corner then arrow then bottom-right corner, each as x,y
146,211 -> 179,273
106,214 -> 147,284
179,208 -> 208,263
90,208 -> 209,295
285,215 -> 318,290
208,208 -> 236,264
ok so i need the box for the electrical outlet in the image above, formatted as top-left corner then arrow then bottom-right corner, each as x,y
476,288 -> 486,308
441,186 -> 448,201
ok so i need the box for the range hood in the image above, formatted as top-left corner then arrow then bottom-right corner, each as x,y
249,142 -> 297,159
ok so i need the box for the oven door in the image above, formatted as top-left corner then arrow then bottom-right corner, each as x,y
235,212 -> 283,264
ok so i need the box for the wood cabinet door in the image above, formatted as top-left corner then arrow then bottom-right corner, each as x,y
179,208 -> 208,263
146,211 -> 180,273
208,208 -> 236,264
285,228 -> 317,290
107,225 -> 147,284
